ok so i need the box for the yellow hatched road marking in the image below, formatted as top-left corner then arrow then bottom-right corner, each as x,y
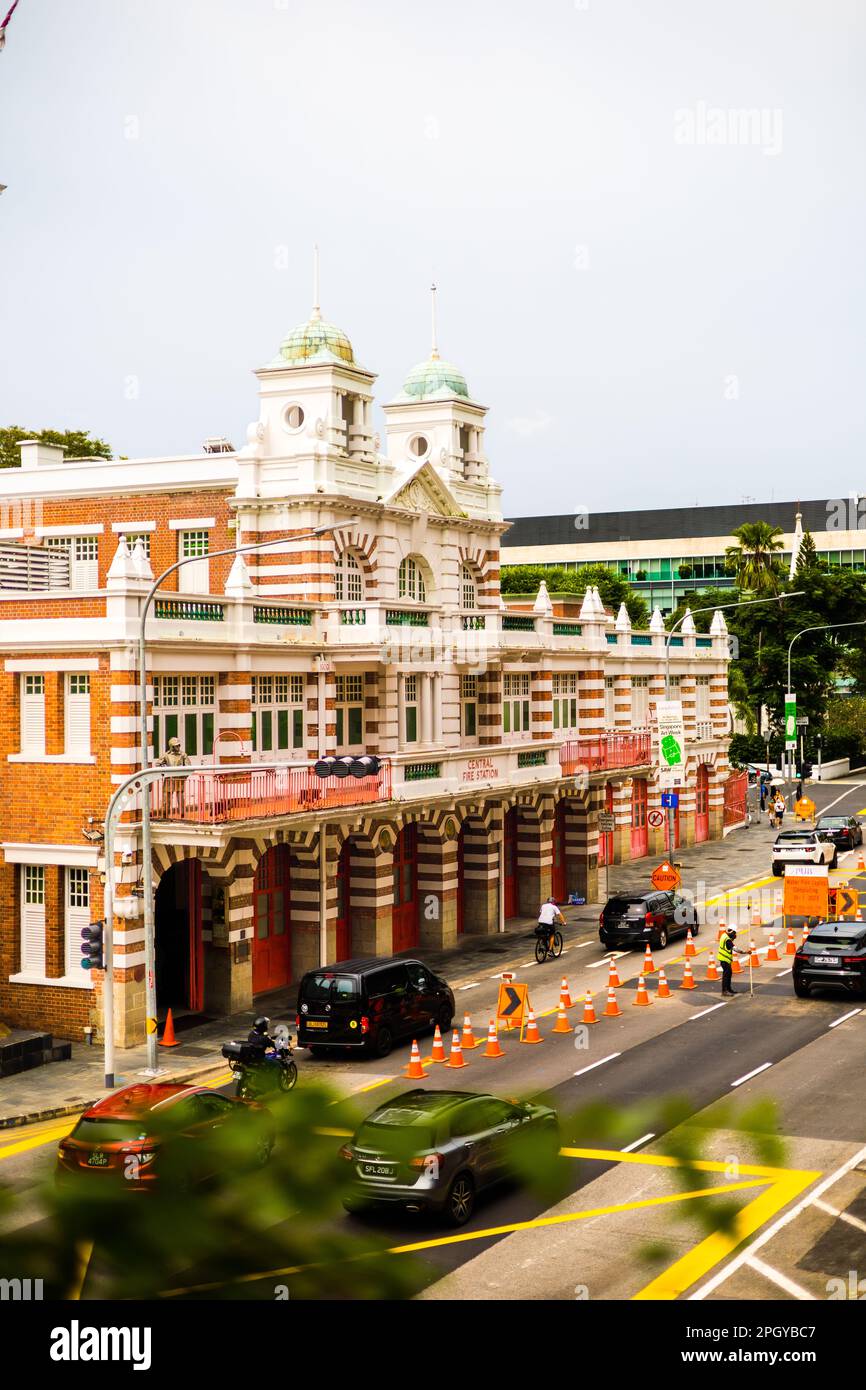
0,1120 -> 73,1162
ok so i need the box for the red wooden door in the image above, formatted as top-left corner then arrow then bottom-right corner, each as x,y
551,803 -> 567,902
630,779 -> 648,858
695,766 -> 709,843
392,825 -> 418,953
335,840 -> 351,961
598,783 -> 614,867
503,809 -> 519,919
253,845 -> 291,994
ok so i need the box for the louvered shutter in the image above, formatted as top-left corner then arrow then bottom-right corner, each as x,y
21,675 -> 45,754
65,674 -> 91,756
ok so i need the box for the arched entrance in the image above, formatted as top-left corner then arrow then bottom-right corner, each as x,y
335,839 -> 353,961
155,859 -> 204,1015
631,779 -> 648,859
695,765 -> 710,843
503,808 -> 519,920
457,826 -> 466,936
551,802 -> 567,902
598,783 -> 614,867
391,824 -> 418,953
253,844 -> 291,994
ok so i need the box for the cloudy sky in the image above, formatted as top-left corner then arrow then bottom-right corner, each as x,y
1,0 -> 864,516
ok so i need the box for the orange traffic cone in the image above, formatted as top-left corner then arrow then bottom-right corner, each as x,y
607,957 -> 622,988
786,928 -> 797,955
522,1009 -> 544,1044
800,924 -> 811,947
603,984 -> 621,1017
858,853 -> 865,871
856,907 -> 864,922
460,1014 -> 479,1049
446,1030 -> 467,1068
657,966 -> 672,998
159,1008 -> 180,1048
685,929 -> 696,958
482,1019 -> 504,1059
716,918 -> 726,942
680,959 -> 697,990
430,1024 -> 447,1063
642,943 -> 656,974
706,955 -> 719,981
749,939 -> 762,968
766,934 -> 780,962
559,977 -> 574,1009
750,902 -> 762,928
403,1039 -> 426,1079
552,1001 -> 572,1034
581,990 -> 599,1025
633,974 -> 652,1006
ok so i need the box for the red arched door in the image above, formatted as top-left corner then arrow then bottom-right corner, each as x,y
598,783 -> 614,867
695,766 -> 709,843
253,845 -> 291,994
392,825 -> 418,953
631,779 -> 648,859
335,840 -> 352,961
503,809 -> 519,919
551,803 -> 567,902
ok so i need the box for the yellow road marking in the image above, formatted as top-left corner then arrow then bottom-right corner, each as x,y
0,1120 -> 73,1162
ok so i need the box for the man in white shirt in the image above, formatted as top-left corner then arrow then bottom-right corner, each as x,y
537,897 -> 566,932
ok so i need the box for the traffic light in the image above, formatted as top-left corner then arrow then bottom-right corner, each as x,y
80,920 -> 105,972
314,755 -> 381,780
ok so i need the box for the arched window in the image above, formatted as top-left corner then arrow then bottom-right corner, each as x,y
461,563 -> 478,610
398,556 -> 427,603
334,548 -> 364,603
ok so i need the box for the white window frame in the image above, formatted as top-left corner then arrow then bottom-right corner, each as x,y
64,866 -> 91,978
552,673 -> 579,733
65,672 -> 91,757
695,674 -> 711,719
334,674 -> 365,752
398,556 -> 426,604
460,564 -> 478,611
251,674 -> 305,759
632,675 -> 650,727
45,534 -> 99,590
604,676 -> 616,728
334,549 -> 364,604
403,674 -> 419,744
153,674 -> 215,762
21,673 -> 45,755
502,672 -> 531,740
20,864 -> 46,976
179,529 -> 210,595
460,674 -> 478,744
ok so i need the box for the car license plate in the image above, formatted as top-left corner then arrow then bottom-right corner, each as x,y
306,1020 -> 328,1029
813,956 -> 837,965
361,1162 -> 394,1178
87,1151 -> 109,1166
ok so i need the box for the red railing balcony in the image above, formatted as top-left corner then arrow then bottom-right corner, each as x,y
559,731 -> 652,776
150,762 -> 392,825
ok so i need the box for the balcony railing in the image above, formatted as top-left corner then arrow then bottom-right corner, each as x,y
154,599 -> 225,622
560,731 -> 652,776
151,762 -> 391,825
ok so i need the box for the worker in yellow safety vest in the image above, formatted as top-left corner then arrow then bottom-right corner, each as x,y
718,927 -> 747,997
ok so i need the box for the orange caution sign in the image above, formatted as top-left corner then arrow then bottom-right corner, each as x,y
496,980 -> 529,1031
650,860 -> 681,892
834,886 -> 859,919
783,872 -> 829,919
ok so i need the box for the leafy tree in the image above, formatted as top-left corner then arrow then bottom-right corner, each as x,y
725,521 -> 785,594
500,563 -> 648,627
0,426 -> 113,469
794,529 -> 822,576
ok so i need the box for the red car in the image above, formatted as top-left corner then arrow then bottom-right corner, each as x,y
56,1082 -> 275,1190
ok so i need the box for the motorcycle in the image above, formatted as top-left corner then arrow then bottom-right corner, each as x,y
221,1022 -> 298,1100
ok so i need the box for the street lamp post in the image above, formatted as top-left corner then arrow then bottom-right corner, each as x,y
661,591 -> 804,858
135,518 -> 357,1075
785,619 -> 866,799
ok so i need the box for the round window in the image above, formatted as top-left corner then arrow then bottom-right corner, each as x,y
409,434 -> 429,458
284,403 -> 305,431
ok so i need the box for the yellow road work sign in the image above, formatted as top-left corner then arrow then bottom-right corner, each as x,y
496,980 -> 529,1029
794,797 -> 816,820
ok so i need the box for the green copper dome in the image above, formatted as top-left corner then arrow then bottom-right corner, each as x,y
401,354 -> 470,400
276,313 -> 355,367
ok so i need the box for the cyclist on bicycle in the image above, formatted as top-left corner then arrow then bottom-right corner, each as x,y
536,897 -> 566,938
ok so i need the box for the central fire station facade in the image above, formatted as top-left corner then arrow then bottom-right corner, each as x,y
0,302 -> 734,1045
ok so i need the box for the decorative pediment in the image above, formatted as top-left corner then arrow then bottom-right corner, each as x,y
387,461 -> 467,519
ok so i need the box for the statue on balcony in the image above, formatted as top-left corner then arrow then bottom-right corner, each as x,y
156,736 -> 191,817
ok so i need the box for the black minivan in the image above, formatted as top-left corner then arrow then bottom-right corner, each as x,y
296,958 -> 455,1059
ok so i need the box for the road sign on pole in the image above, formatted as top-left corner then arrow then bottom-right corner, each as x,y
785,693 -> 797,751
650,861 -> 681,892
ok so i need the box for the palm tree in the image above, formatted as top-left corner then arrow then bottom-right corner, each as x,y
725,521 -> 784,594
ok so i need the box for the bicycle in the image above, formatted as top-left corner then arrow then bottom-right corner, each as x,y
534,927 -> 564,964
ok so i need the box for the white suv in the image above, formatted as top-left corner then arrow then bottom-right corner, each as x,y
772,830 -> 837,876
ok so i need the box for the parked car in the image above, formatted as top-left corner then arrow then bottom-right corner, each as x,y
599,890 -> 698,951
340,1088 -> 560,1225
772,829 -> 837,875
815,815 -> 864,851
793,921 -> 866,998
55,1083 -> 275,1189
296,957 -> 455,1059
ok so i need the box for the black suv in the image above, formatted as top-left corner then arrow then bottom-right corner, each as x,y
340,1089 -> 559,1225
815,815 -> 864,851
793,921 -> 866,998
296,958 -> 455,1059
599,891 -> 698,951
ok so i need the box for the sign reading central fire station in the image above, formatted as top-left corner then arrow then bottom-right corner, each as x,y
650,860 -> 681,891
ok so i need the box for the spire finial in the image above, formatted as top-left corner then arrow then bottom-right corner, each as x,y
311,244 -> 321,322
430,281 -> 440,360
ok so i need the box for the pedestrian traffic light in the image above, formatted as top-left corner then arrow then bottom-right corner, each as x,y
80,921 -> 105,972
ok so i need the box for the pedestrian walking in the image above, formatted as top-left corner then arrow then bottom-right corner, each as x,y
718,927 -> 747,996
773,794 -> 786,827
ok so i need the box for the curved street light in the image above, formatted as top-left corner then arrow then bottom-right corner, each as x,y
784,619 -> 866,796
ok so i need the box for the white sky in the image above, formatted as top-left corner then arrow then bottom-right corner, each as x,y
1,0 -> 864,515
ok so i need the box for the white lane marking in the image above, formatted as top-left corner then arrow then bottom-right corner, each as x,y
689,1002 -> 727,1020
622,1132 -> 655,1153
818,786 -> 866,817
775,968 -> 792,977
573,1052 -> 622,1078
458,983 -> 480,991
575,940 -> 593,948
731,1061 -> 773,1088
829,1007 -> 862,1029
743,1255 -> 815,1301
813,1198 -> 866,1235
